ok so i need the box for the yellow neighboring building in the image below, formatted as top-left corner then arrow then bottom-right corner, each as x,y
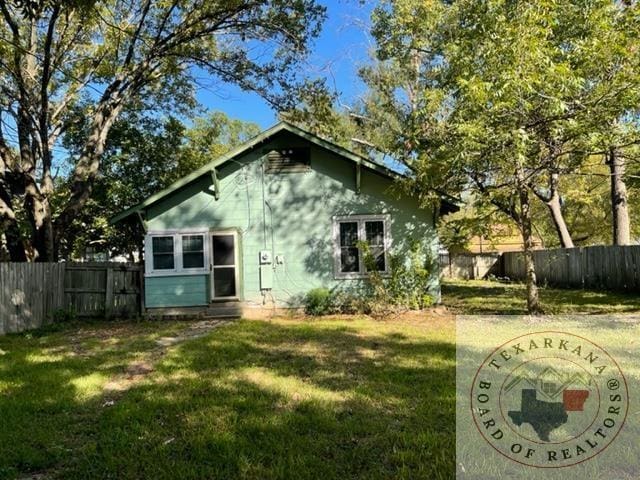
466,224 -> 543,253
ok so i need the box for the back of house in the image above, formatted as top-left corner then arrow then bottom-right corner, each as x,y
113,122 -> 446,316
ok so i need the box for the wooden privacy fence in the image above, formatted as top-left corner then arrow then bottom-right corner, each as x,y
439,252 -> 501,280
0,262 -> 142,335
0,263 -> 65,334
502,245 -> 640,291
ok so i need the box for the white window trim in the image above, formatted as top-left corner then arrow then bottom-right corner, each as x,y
332,214 -> 392,279
145,229 -> 210,277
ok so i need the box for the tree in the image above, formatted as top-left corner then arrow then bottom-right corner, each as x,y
0,0 -> 325,261
531,165 -> 610,246
364,0 -> 640,312
529,156 -> 576,249
59,110 -> 261,260
59,111 -> 185,260
178,111 -> 261,178
280,76 -> 409,167
608,148 -> 630,244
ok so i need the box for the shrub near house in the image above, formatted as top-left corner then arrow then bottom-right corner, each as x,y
113,122 -> 454,315
303,241 -> 437,317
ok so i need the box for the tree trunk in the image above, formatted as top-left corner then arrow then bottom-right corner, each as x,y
607,148 -> 631,245
54,99 -> 124,247
533,172 -> 574,248
518,183 -> 541,314
0,188 -> 27,261
25,180 -> 55,261
545,190 -> 574,248
2,219 -> 28,262
29,202 -> 55,262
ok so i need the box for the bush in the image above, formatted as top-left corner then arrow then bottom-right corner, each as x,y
360,240 -> 435,318
332,290 -> 366,315
303,287 -> 333,316
52,307 -> 77,323
303,239 -> 436,318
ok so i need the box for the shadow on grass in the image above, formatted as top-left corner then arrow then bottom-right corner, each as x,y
0,321 -> 186,479
443,280 -> 640,315
64,320 -> 456,480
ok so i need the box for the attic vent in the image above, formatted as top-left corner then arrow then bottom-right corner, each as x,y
265,148 -> 310,173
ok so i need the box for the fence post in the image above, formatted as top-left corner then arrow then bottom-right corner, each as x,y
105,266 -> 114,319
139,265 -> 145,317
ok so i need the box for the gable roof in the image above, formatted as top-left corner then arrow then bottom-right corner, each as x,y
111,120 -> 459,224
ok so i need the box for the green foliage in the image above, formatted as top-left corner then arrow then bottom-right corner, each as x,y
303,287 -> 333,316
52,307 -> 77,324
0,0 -> 327,261
58,112 -> 185,259
437,199 -> 496,252
360,0 -> 640,311
280,80 -> 397,163
303,240 -> 435,319
302,287 -> 369,316
280,80 -> 348,142
531,160 -> 640,247
58,110 -> 261,260
177,111 -> 261,178
361,240 -> 435,318
364,0 -> 640,229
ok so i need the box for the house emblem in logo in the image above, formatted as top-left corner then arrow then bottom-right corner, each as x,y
470,331 -> 628,468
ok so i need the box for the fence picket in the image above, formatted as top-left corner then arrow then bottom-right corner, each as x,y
439,253 -> 501,279
502,245 -> 640,292
0,262 -> 142,334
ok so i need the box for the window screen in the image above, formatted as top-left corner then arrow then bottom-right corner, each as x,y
339,222 -> 360,273
213,268 -> 236,297
212,235 -> 235,266
212,234 -> 236,298
152,236 -> 174,270
182,235 -> 204,269
334,216 -> 390,277
365,220 -> 386,271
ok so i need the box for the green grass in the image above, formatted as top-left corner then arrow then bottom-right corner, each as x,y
442,279 -> 640,314
3,281 -> 634,478
0,318 -> 455,480
0,320 -> 190,480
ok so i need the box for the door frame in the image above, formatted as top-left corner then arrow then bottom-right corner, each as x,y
209,229 -> 241,301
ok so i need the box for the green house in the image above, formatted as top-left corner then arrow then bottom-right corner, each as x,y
113,122 -> 454,316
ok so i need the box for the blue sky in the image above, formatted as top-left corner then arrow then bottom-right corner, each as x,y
196,0 -> 375,129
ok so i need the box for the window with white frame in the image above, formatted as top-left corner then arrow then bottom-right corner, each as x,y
145,231 -> 208,275
151,236 -> 175,270
333,215 -> 390,278
182,235 -> 205,269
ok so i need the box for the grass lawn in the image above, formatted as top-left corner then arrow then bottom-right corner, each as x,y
2,281 -> 636,479
442,279 -> 640,314
0,320 -> 189,479
0,317 -> 455,480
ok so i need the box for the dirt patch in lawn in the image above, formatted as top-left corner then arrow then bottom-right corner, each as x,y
102,319 -> 228,401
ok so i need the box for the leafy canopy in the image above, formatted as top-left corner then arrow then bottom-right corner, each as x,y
0,0 -> 326,260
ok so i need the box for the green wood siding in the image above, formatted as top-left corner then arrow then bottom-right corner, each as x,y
145,275 -> 208,307
144,131 -> 439,308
